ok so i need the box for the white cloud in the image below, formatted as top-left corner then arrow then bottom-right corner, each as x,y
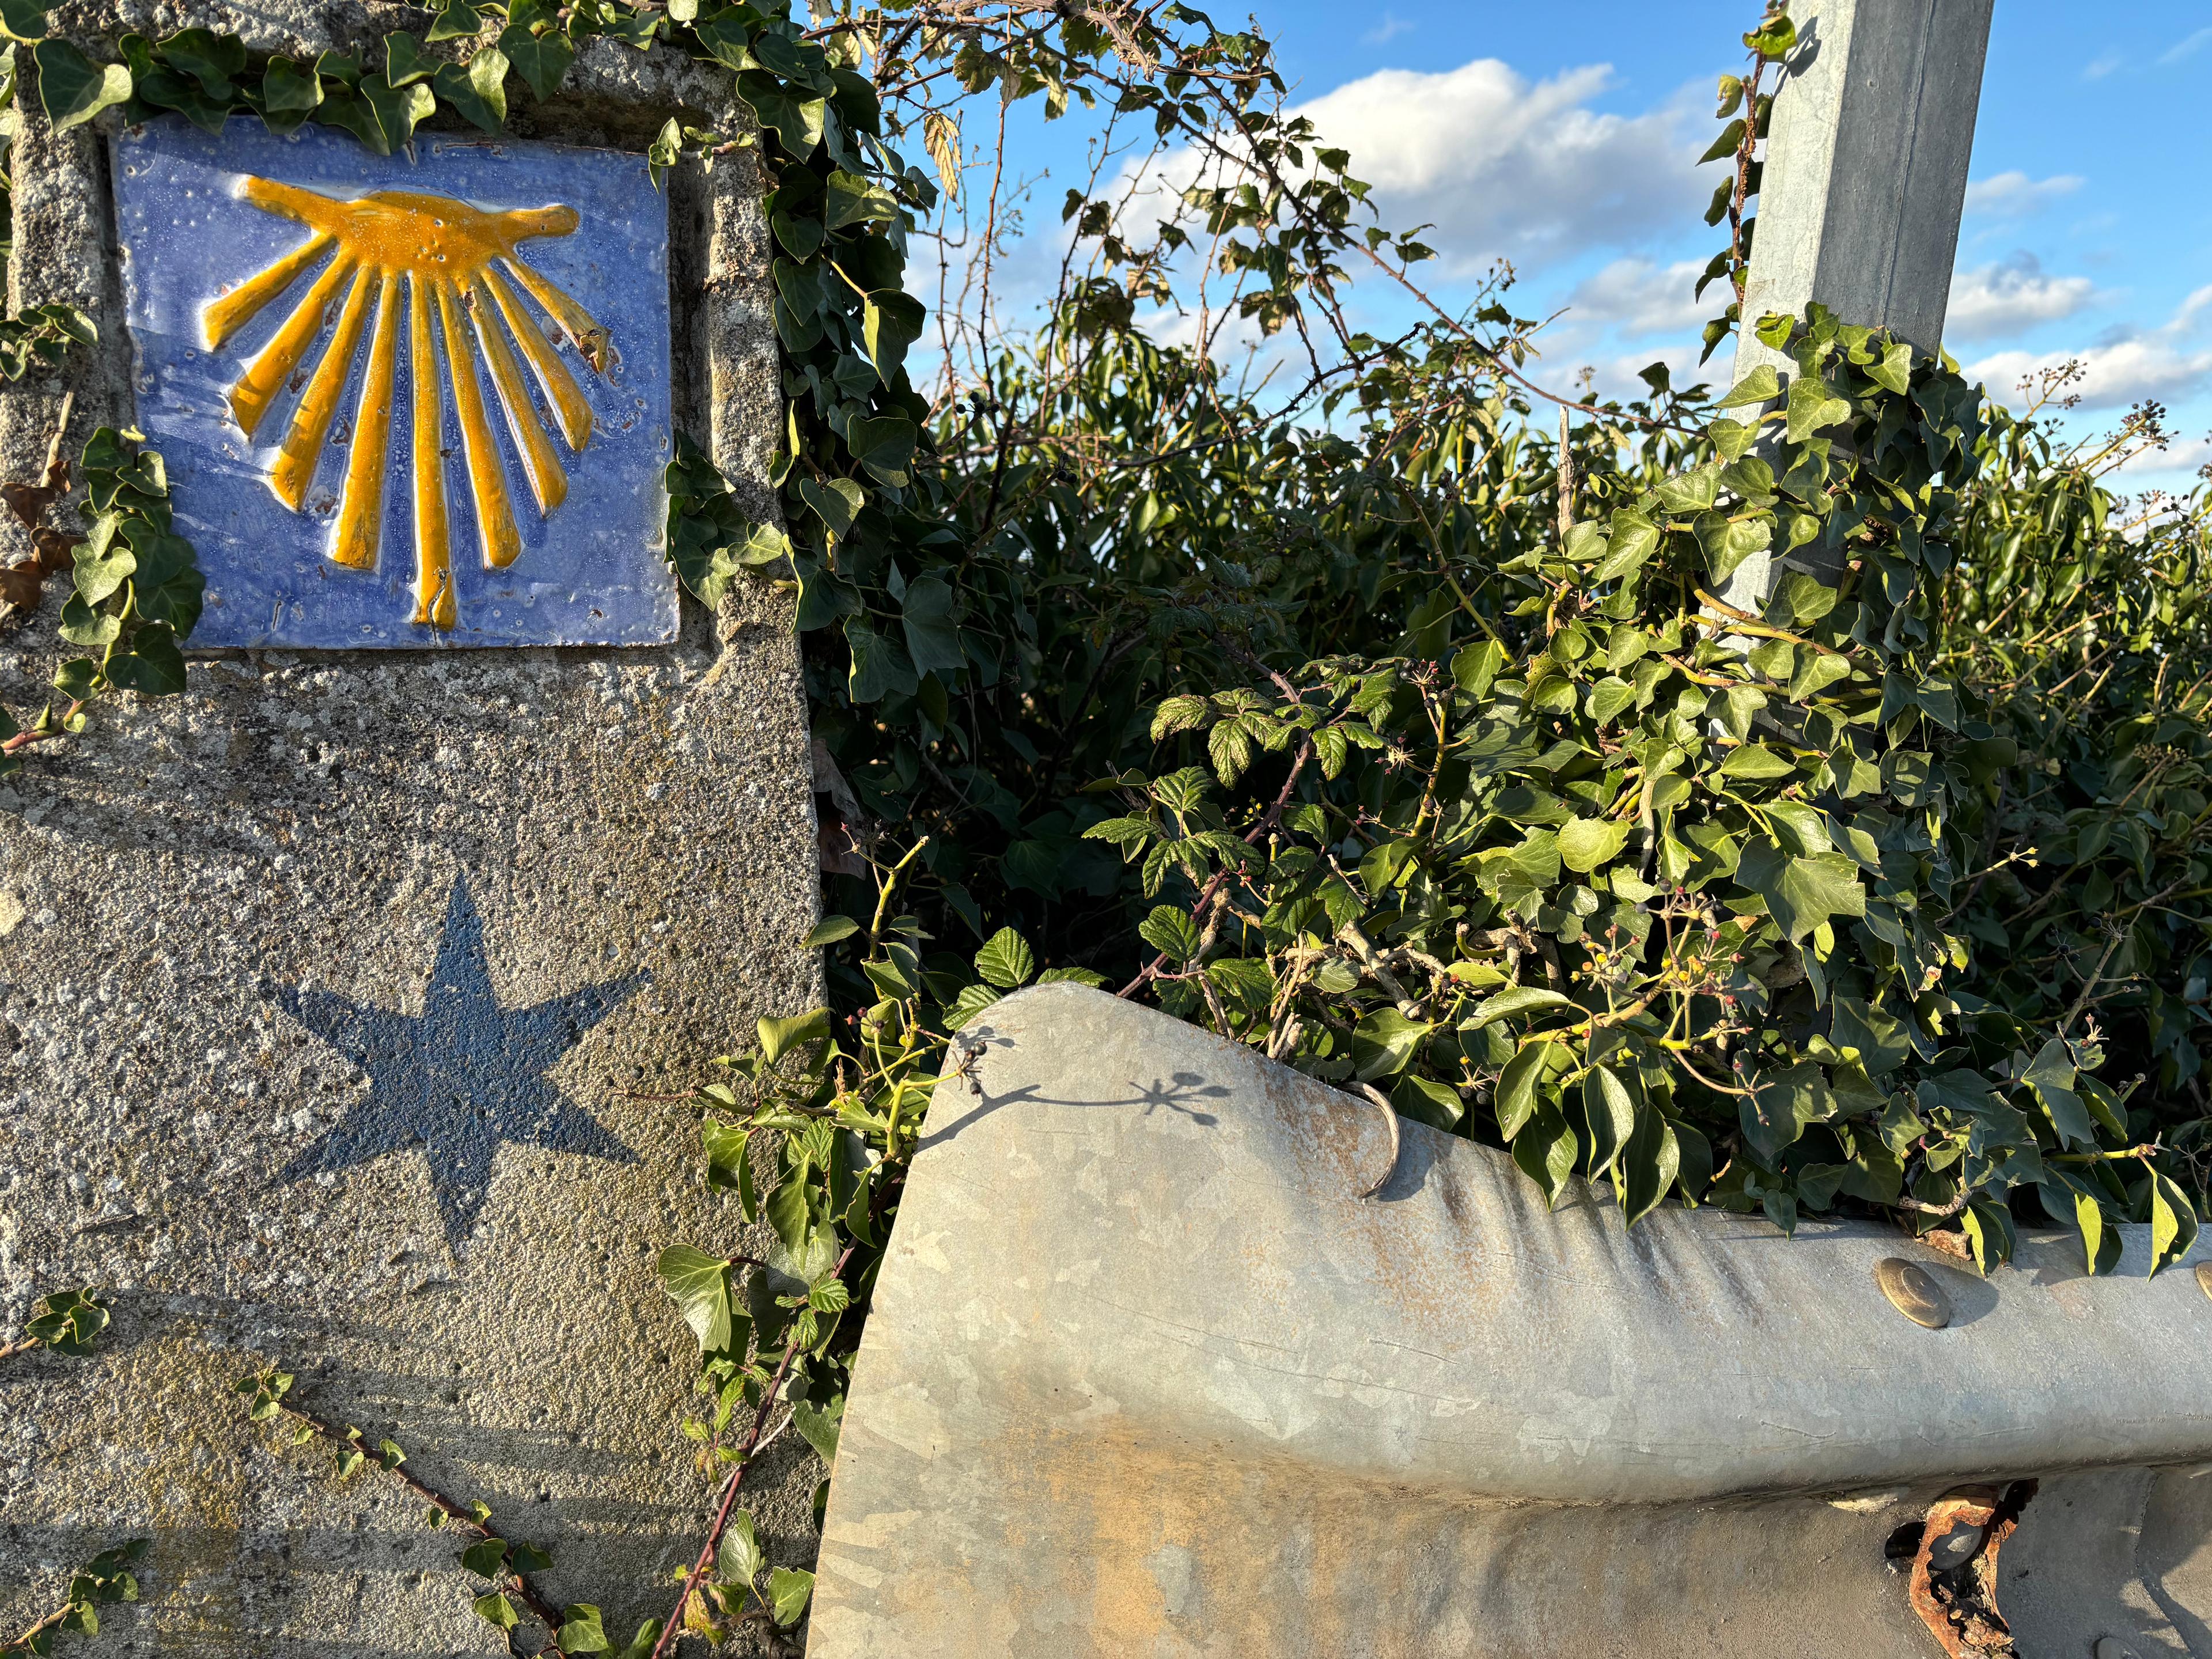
2115,434 -> 2212,481
1968,285 -> 2212,411
1362,13 -> 1414,46
2160,26 -> 2212,65
2084,50 -> 2124,80
1945,253 -> 2101,340
1963,171 -> 2083,217
1289,60 -> 1706,278
1569,257 -> 1712,339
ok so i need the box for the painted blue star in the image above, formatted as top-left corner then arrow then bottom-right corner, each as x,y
276,877 -> 646,1248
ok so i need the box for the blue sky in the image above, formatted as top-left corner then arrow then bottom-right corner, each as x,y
939,2 -> 2211,494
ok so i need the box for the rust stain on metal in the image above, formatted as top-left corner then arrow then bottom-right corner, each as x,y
1908,1482 -> 2037,1657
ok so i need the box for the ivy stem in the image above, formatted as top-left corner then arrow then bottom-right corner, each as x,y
274,1400 -> 573,1656
647,1243 -> 858,1659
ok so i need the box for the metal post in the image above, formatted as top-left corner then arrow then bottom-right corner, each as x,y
1722,0 -> 1995,607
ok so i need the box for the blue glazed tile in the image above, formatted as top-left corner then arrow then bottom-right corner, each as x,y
111,117 -> 677,649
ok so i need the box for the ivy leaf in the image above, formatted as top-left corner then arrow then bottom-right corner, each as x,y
384,32 -> 433,86
737,70 -> 826,155
655,1244 -> 734,1354
105,627 -> 186,695
805,915 -> 860,950
767,1567 -> 816,1627
791,1393 -> 844,1466
1513,1101 -> 1579,1206
2068,1188 -> 2123,1278
974,926 -> 1036,990
1618,1107 -> 1681,1225
843,617 -> 917,703
1713,363 -> 1779,410
2020,1038 -> 2096,1149
1718,743 -> 1795,782
558,1605 -> 611,1654
472,1592 -> 520,1633
796,474 -> 863,539
1557,816 -> 1628,874
1581,1065 -> 1637,1173
499,6 -> 573,101
1493,1043 -> 1549,1138
2149,1168 -> 2199,1278
432,48 -> 508,133
847,415 -> 918,486
1742,1059 -> 1835,1165
899,574 -> 963,680
1467,986 -> 1575,1031
1867,340 -> 1913,396
1353,1007 -> 1433,1081
863,290 -> 927,378
0,0 -> 48,44
35,39 -> 132,131
823,168 -> 899,230
1734,838 -> 1865,942
460,1539 -> 510,1579
758,1007 -> 830,1064
1785,375 -> 1852,442
257,55 -> 322,130
426,1 -> 484,41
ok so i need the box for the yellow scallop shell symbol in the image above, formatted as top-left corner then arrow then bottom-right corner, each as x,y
204,177 -> 615,630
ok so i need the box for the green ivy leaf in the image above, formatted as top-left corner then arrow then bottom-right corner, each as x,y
0,0 -> 48,44
459,1538 -> 509,1578
35,39 -> 132,132
499,5 -> 573,101
2148,1168 -> 2199,1278
655,1244 -> 734,1354
558,1605 -> 611,1654
1618,1107 -> 1681,1225
899,575 -> 963,680
1557,816 -> 1628,874
432,48 -> 508,132
737,70 -> 827,155
1785,375 -> 1852,443
426,1 -> 484,42
1467,986 -> 1575,1031
1734,838 -> 1865,942
805,915 -> 860,950
823,168 -> 899,230
1714,363 -> 1779,410
767,1567 -> 816,1628
472,1592 -> 520,1632
847,415 -> 918,486
796,475 -> 864,538
758,1007 -> 831,1065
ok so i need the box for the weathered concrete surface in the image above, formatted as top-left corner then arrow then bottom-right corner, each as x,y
812,984 -> 2212,1657
2,14 -> 820,1654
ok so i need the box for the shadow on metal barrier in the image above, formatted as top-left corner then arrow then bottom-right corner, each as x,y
808,984 -> 2212,1658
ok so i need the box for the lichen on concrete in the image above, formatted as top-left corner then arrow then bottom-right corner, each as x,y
1,10 -> 822,1652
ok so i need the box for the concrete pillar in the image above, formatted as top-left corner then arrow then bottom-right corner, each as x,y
1724,0 -> 1994,604
0,16 -> 821,1654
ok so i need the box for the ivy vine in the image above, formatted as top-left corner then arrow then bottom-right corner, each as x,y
3,2 -> 2209,1655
